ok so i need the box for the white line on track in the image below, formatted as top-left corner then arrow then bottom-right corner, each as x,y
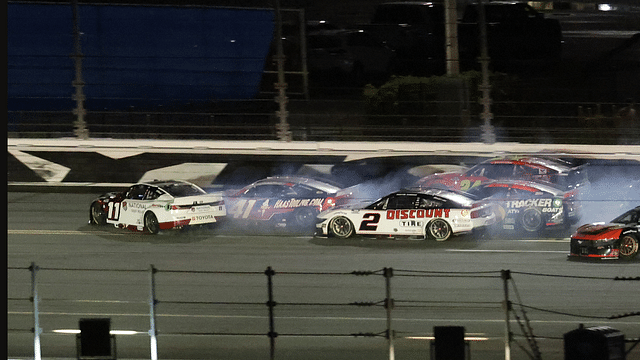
446,249 -> 568,254
8,230 -> 124,236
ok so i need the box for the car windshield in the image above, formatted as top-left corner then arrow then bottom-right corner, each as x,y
159,183 -> 206,197
611,209 -> 639,225
466,163 -> 514,179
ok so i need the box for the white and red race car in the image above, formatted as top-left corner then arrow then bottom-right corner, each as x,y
89,180 -> 226,234
316,187 -> 496,241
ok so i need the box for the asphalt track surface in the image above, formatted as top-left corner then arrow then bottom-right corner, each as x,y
7,192 -> 640,360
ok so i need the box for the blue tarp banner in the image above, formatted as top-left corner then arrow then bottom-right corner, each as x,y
8,3 -> 275,110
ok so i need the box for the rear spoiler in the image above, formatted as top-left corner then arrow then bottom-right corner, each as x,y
541,164 -> 590,191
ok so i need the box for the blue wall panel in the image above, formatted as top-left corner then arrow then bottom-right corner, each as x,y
8,3 -> 275,110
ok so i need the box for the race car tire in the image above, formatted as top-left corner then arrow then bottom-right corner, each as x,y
291,208 -> 318,230
619,234 -> 639,260
329,216 -> 354,238
426,219 -> 452,241
90,202 -> 107,225
519,207 -> 543,234
144,212 -> 160,235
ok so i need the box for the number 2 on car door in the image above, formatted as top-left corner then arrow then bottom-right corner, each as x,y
360,213 -> 381,231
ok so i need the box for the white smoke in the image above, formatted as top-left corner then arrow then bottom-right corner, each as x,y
579,170 -> 640,226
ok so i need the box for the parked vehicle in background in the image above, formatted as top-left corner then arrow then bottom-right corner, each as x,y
316,187 -> 495,241
414,156 -> 589,193
224,176 -> 352,231
89,180 -> 226,234
466,179 -> 582,235
569,206 -> 639,260
307,29 -> 396,84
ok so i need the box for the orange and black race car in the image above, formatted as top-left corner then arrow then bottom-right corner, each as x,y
570,206 -> 640,260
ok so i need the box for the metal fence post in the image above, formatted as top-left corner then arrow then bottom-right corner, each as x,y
273,0 -> 291,141
71,0 -> 88,139
384,267 -> 395,360
265,266 -> 278,360
29,262 -> 42,360
502,269 -> 512,360
477,0 -> 495,144
149,265 -> 158,360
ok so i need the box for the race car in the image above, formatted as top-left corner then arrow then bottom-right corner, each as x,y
465,179 -> 582,235
316,187 -> 496,241
224,176 -> 352,231
569,206 -> 639,260
89,180 -> 226,234
414,156 -> 589,192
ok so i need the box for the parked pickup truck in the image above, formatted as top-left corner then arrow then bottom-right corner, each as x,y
362,1 -> 562,73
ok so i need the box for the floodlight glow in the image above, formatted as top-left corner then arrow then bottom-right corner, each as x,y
53,329 -> 140,335
405,335 -> 490,341
598,4 -> 614,11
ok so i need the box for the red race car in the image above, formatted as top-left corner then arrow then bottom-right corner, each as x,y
414,156 -> 589,192
569,206 -> 640,260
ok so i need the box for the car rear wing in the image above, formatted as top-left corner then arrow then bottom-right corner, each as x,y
542,164 -> 590,191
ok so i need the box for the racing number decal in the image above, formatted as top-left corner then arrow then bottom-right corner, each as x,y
231,199 -> 257,218
359,213 -> 381,231
107,202 -> 121,221
460,179 -> 482,191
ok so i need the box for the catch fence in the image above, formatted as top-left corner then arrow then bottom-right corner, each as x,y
7,99 -> 640,144
7,263 -> 639,360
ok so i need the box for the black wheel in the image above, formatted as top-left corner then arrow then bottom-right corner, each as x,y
426,219 -> 452,241
619,234 -> 639,260
329,216 -> 354,238
291,208 -> 318,230
144,212 -> 160,235
89,202 -> 107,225
520,208 -> 543,234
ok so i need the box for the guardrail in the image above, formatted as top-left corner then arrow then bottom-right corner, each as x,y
8,263 -> 639,360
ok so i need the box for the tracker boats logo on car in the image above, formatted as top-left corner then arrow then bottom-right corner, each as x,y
505,199 -> 556,209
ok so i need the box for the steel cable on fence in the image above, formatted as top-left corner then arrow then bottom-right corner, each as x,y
511,303 -> 640,320
391,268 -> 503,278
509,277 -> 542,360
11,264 -> 638,346
510,270 -> 640,281
506,270 -> 640,357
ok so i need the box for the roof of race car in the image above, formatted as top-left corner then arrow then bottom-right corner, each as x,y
474,179 -> 567,195
138,179 -> 195,187
402,186 -> 478,205
246,176 -> 342,193
484,156 -> 573,172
